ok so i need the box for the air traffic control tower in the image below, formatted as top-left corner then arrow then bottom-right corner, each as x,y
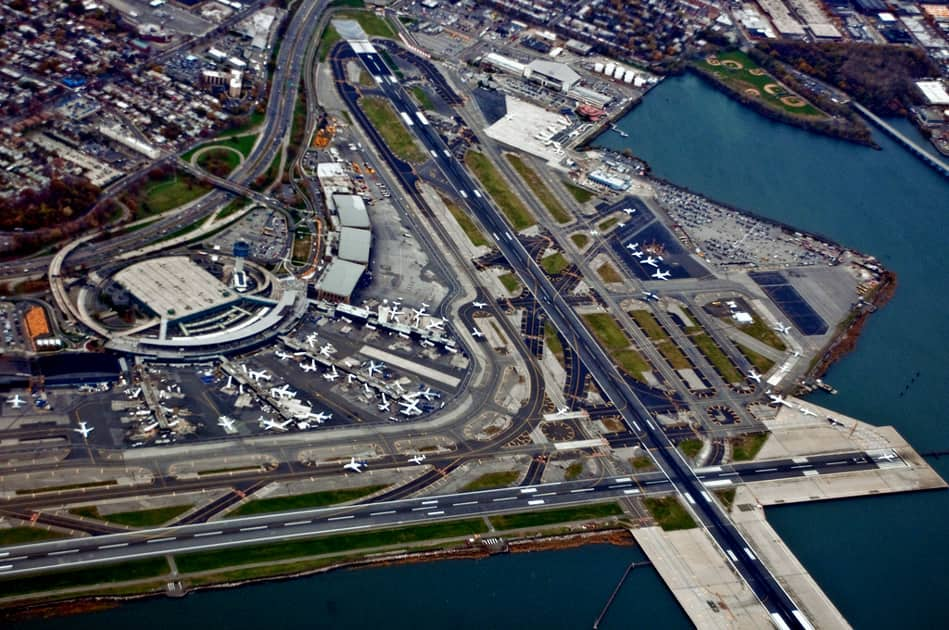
233,241 -> 250,293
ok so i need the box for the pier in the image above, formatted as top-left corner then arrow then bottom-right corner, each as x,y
851,102 -> 949,179
592,561 -> 649,629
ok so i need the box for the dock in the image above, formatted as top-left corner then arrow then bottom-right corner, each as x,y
592,561 -> 649,629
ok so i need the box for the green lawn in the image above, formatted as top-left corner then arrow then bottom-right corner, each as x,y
643,497 -> 697,531
136,172 -> 212,217
176,520 -> 488,574
736,343 -> 776,374
442,194 -> 487,247
544,321 -> 565,367
689,332 -> 743,383
697,50 -> 825,118
227,111 -> 266,137
614,349 -> 650,378
465,151 -> 536,231
229,485 -> 386,517
630,456 -> 655,472
506,154 -> 571,224
337,10 -> 396,39
540,252 -> 569,275
318,24 -> 342,62
498,272 -> 521,294
677,438 -> 703,459
183,134 -> 258,161
735,318 -> 787,351
564,181 -> 595,203
0,558 -> 169,598
18,480 -> 117,495
196,148 -> 240,178
69,505 -> 192,527
0,527 -> 69,545
564,461 -> 585,481
598,217 -> 618,231
489,503 -> 623,530
570,233 -> 590,249
596,262 -> 622,283
410,86 -> 434,110
461,471 -> 520,492
582,313 -> 630,352
629,310 -> 691,370
360,96 -> 428,164
731,433 -> 769,462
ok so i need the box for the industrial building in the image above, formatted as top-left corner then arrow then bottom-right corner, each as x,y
524,59 -> 580,92
338,226 -> 372,264
315,258 -> 366,303
334,193 -> 370,228
114,257 -> 238,322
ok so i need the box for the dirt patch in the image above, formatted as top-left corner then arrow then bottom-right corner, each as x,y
748,68 -> 767,76
721,59 -> 743,70
705,55 -> 721,66
744,88 -> 761,97
781,95 -> 808,108
763,83 -> 784,96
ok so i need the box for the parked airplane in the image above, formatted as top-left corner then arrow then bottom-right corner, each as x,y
555,406 -> 570,417
399,398 -> 422,416
426,319 -> 444,331
262,417 -> 292,431
409,454 -> 426,465
626,242 -> 639,252
319,344 -> 336,358
877,450 -> 897,462
275,350 -> 293,361
411,307 -> 427,326
378,393 -> 391,412
471,327 -> 485,339
418,385 -> 439,401
798,406 -> 817,417
311,410 -> 332,423
305,332 -> 319,347
641,290 -> 659,301
642,256 -> 659,268
773,323 -> 792,335
270,384 -> 296,399
746,368 -> 762,383
7,394 -> 25,409
300,359 -> 318,373
622,207 -> 636,215
651,269 -> 671,280
472,301 -> 487,309
632,250 -> 644,259
768,393 -> 794,408
367,361 -> 384,378
247,369 -> 271,383
217,416 -> 236,431
324,366 -> 339,382
74,422 -> 94,438
343,456 -> 366,473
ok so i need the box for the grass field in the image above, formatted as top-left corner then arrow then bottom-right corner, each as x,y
441,194 -> 487,247
465,151 -> 535,231
582,313 -> 649,381
135,172 -> 212,217
570,233 -> 589,249
629,310 -> 691,370
596,262 -> 622,283
540,252 -> 569,275
614,349 -> 650,377
697,50 -> 824,118
410,86 -> 434,110
18,480 -> 117,495
506,154 -> 571,224
630,456 -> 655,472
0,559 -> 169,599
291,232 -> 313,264
677,438 -> 703,459
226,111 -> 266,137
689,332 -> 743,383
731,433 -> 769,461
564,461 -> 585,481
69,505 -> 191,527
489,503 -> 623,530
318,24 -> 341,61
0,527 -> 68,545
196,148 -> 240,177
735,317 -> 787,351
360,97 -> 428,164
498,272 -> 521,294
544,321 -> 565,367
176,520 -> 488,574
643,497 -> 697,531
598,217 -> 618,231
337,10 -> 396,38
216,198 -> 250,221
564,181 -> 594,203
736,342 -> 776,374
229,486 -> 386,517
182,134 -> 257,161
461,470 -> 520,492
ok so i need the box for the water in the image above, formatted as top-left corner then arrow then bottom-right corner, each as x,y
11,545 -> 690,630
595,73 -> 949,627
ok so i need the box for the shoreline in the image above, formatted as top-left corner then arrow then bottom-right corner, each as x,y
0,529 -> 637,624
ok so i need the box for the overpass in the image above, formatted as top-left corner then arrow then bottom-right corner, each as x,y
852,102 -> 949,179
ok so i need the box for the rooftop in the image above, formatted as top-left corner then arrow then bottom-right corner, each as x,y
334,194 -> 370,228
114,256 -> 237,320
316,258 -> 366,299
338,226 -> 372,264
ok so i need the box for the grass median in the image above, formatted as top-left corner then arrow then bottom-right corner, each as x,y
629,310 -> 691,370
0,558 -> 170,599
643,497 -> 696,531
582,313 -> 650,381
69,504 -> 191,527
0,527 -> 69,545
228,485 -> 386,517
489,502 -> 623,530
441,194 -> 487,247
461,471 -> 520,492
506,154 -> 571,224
360,96 -> 428,164
465,151 -> 535,231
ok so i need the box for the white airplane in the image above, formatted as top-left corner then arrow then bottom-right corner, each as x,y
411,308 -> 427,326
798,406 -> 818,417
399,398 -> 423,416
388,306 -> 403,322
768,393 -> 794,408
623,207 -> 636,215
363,383 -> 374,396
747,368 -> 762,383
343,456 -> 365,473
217,416 -> 236,431
641,290 -> 659,301
651,269 -> 671,281
262,417 -> 292,431
225,375 -> 233,390
142,420 -> 160,432
247,369 -> 271,383
877,450 -> 897,462
409,454 -> 426,465
555,406 -> 570,417
418,385 -> 439,401
471,327 -> 485,339
378,393 -> 391,412
74,422 -> 94,438
642,256 -> 659,268
270,384 -> 296,399
127,387 -> 142,399
7,394 -> 25,409
367,361 -> 384,378
773,323 -> 792,335
472,301 -> 487,309
632,250 -> 644,259
300,359 -> 318,373
311,410 -> 332,423
625,242 -> 639,252
305,332 -> 319,347
323,366 -> 339,382
319,344 -> 336,358
275,350 -> 292,361
426,318 -> 444,331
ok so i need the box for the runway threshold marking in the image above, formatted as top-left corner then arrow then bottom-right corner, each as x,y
370,510 -> 396,516
327,515 -> 355,521
194,531 -> 223,538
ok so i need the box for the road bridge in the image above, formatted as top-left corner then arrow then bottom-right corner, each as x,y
852,102 -> 949,179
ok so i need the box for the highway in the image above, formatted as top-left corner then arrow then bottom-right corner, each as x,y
0,450 -> 886,578
344,40 -> 813,629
